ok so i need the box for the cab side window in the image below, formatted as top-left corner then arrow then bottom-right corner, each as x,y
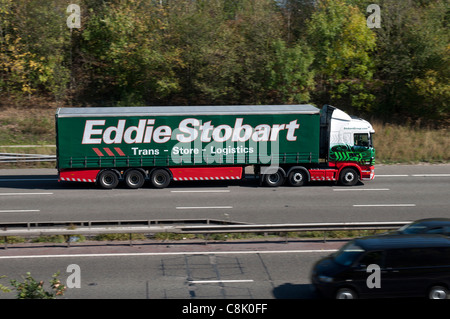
354,133 -> 369,147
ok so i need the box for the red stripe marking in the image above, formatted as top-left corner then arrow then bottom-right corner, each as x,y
59,169 -> 100,183
103,148 -> 115,156
114,147 -> 126,156
92,148 -> 104,157
169,167 -> 243,181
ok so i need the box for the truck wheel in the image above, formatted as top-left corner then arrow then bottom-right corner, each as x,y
97,170 -> 119,189
288,169 -> 307,187
150,169 -> 171,189
339,168 -> 359,186
264,170 -> 285,187
125,169 -> 145,189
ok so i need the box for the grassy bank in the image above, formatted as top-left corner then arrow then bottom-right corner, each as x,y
372,121 -> 449,164
0,107 -> 448,166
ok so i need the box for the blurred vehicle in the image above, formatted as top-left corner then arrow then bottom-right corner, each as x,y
391,218 -> 450,236
311,234 -> 450,299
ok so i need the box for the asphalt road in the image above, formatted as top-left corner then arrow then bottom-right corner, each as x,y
0,164 -> 449,300
0,240 -> 341,300
0,164 -> 449,224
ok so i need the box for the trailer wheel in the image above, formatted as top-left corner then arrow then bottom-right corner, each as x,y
124,169 -> 145,189
264,170 -> 285,187
287,169 -> 307,187
339,167 -> 359,186
97,170 -> 119,189
150,169 -> 171,189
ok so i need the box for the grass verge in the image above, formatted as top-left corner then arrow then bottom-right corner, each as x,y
0,229 -> 389,246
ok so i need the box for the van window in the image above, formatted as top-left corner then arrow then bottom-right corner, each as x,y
356,251 -> 384,268
333,242 -> 365,266
386,247 -> 450,268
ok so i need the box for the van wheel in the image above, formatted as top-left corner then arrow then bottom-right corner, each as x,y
97,170 -> 119,189
339,168 -> 359,186
429,286 -> 449,299
264,171 -> 285,187
124,169 -> 145,189
336,288 -> 357,299
150,169 -> 171,189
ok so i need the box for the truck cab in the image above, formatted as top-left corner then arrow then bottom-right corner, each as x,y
318,105 -> 375,185
328,107 -> 375,165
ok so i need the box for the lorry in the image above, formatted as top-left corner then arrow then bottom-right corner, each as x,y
55,104 -> 375,189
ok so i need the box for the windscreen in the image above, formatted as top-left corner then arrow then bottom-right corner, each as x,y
333,241 -> 365,266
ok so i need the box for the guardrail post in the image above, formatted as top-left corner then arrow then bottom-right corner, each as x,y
3,236 -> 7,250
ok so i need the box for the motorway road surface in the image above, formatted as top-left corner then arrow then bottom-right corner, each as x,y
0,164 -> 449,300
0,164 -> 449,224
0,240 -> 341,299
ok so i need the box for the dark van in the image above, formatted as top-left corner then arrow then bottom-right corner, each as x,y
311,234 -> 450,299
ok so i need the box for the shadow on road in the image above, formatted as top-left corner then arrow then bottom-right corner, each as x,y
0,172 -> 361,191
273,283 -> 319,299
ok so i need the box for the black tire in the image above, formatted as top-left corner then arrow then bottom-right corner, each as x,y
336,287 -> 357,299
150,169 -> 171,189
339,168 -> 359,186
264,170 -> 285,187
287,169 -> 307,187
124,169 -> 145,189
97,170 -> 119,189
429,286 -> 449,299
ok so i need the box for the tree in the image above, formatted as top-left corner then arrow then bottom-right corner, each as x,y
306,0 -> 377,112
0,0 -> 71,101
370,0 -> 449,122
265,39 -> 315,104
80,0 -> 183,106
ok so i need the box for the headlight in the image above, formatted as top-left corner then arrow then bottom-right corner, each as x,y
318,275 -> 334,283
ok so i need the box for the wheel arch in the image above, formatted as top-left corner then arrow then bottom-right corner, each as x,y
286,166 -> 311,182
337,163 -> 362,179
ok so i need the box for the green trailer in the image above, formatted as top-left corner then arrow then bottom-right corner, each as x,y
55,104 -> 375,188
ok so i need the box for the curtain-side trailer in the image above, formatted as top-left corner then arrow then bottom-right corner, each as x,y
55,104 -> 375,189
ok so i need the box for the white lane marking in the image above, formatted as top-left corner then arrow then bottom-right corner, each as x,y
0,192 -> 53,196
0,249 -> 338,260
376,174 -> 450,177
412,174 -> 450,177
334,188 -> 389,192
375,175 -> 409,177
176,206 -> 233,209
171,190 -> 230,193
353,204 -> 416,207
188,280 -> 254,284
0,209 -> 40,213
